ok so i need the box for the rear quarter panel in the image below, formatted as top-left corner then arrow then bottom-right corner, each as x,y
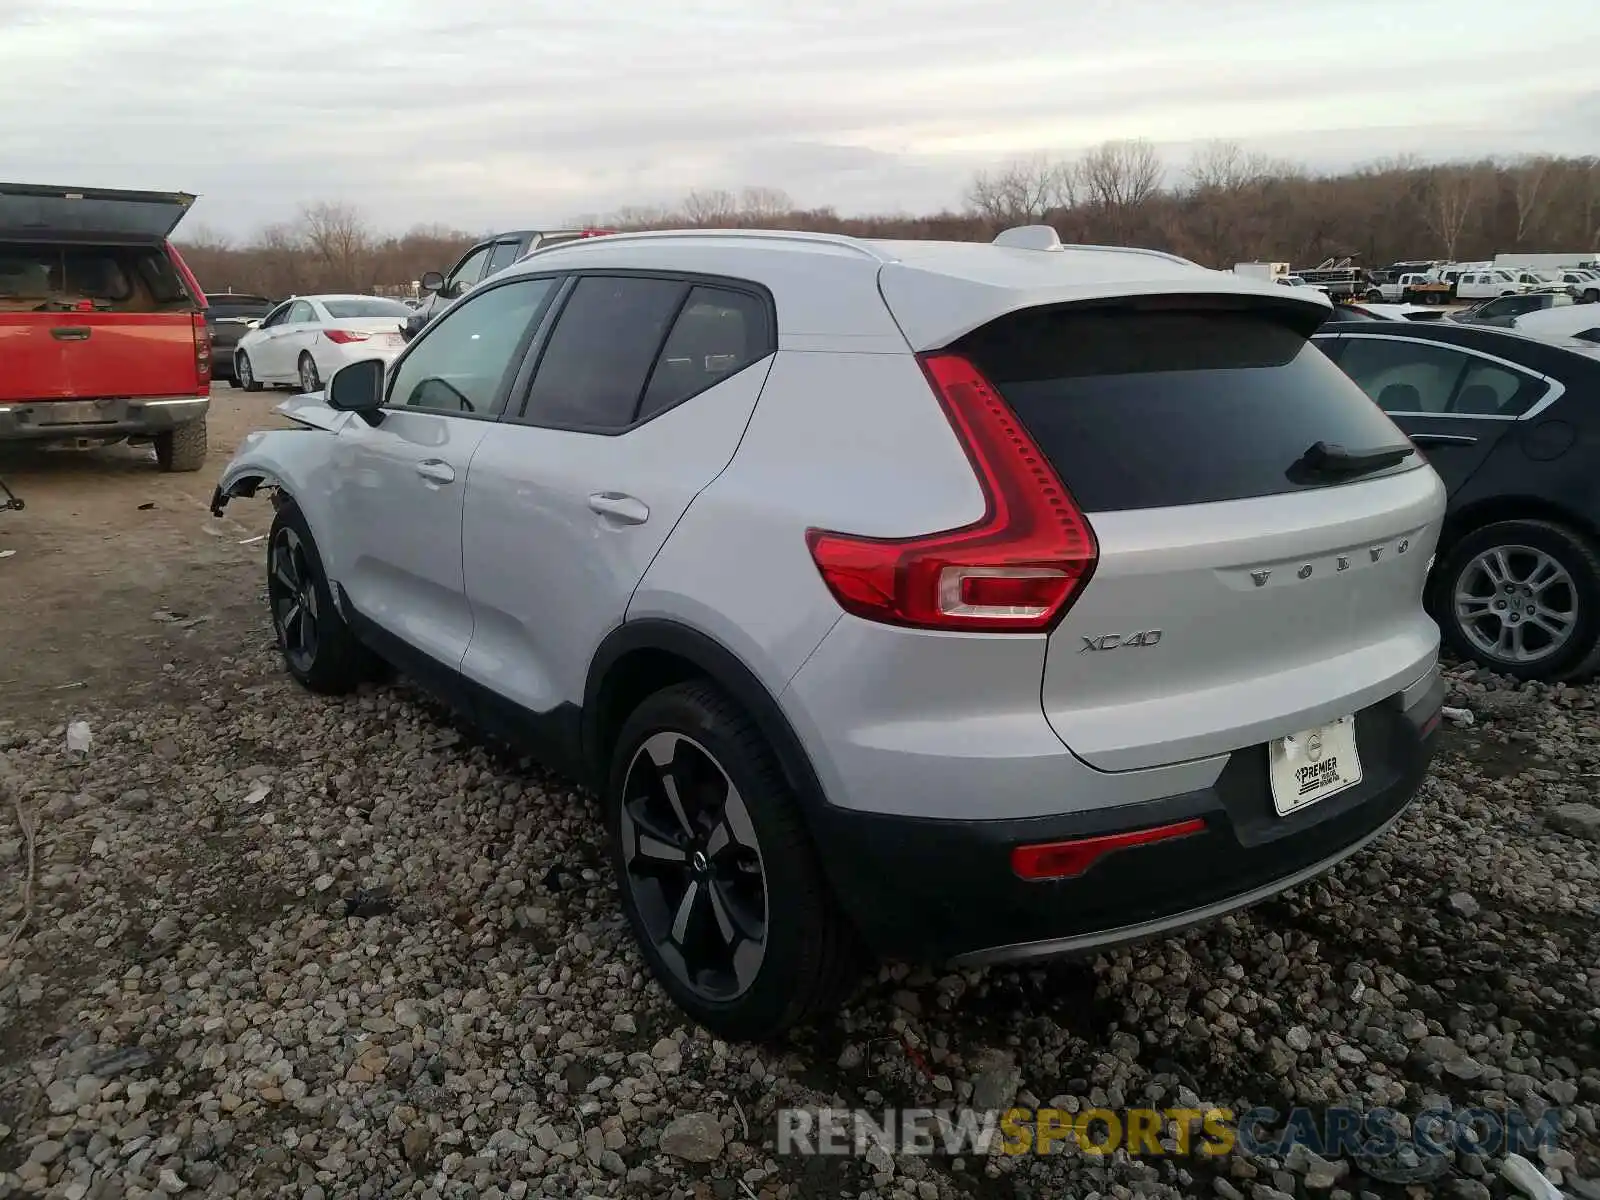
628,348 -> 985,696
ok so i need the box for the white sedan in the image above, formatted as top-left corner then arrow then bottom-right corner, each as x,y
233,295 -> 412,394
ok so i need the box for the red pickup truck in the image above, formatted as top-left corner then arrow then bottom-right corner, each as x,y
0,183 -> 212,471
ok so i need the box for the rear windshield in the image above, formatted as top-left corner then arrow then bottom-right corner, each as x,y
0,241 -> 191,311
207,298 -> 274,318
323,298 -> 411,318
955,303 -> 1416,512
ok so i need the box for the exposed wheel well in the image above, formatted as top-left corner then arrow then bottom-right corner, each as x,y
582,622 -> 829,818
588,647 -> 707,779
1439,496 -> 1600,560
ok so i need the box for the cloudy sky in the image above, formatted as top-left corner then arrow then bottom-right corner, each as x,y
2,0 -> 1595,238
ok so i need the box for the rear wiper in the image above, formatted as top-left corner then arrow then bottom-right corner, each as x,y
1290,439 -> 1414,482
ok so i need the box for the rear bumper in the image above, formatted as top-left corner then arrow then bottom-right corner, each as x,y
0,396 -> 209,441
809,667 -> 1444,965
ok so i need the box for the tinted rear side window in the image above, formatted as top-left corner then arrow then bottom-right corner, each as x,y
955,304 -> 1414,512
522,276 -> 688,430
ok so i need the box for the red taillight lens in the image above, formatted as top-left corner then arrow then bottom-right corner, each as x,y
323,329 -> 372,344
804,352 -> 1097,632
192,312 -> 211,392
1011,818 -> 1207,881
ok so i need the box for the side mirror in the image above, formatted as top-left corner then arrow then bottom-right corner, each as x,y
326,358 -> 386,423
246,319 -> 262,330
420,271 -> 445,294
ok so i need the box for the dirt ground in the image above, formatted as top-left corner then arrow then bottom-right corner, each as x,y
0,386 -> 287,724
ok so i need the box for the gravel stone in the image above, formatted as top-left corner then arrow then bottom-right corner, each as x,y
1549,802 -> 1600,841
2,635 -> 1596,1200
660,1111 -> 725,1162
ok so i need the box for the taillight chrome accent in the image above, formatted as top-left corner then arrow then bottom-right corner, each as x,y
805,352 -> 1098,632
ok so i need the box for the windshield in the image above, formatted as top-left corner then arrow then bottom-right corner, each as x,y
322,298 -> 411,318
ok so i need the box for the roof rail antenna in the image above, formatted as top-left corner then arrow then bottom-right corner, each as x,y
993,225 -> 1063,251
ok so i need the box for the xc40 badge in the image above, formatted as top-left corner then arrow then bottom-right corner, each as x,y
1080,630 -> 1163,652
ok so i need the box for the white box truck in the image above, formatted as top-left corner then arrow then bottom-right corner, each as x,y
1493,251 -> 1597,270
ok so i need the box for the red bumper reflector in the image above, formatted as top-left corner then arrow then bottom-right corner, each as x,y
1419,711 -> 1441,739
1011,817 -> 1208,881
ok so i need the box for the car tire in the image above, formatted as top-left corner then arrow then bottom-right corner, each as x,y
267,501 -> 380,695
298,352 -> 322,393
236,352 -> 264,392
1584,289 -> 1600,304
1366,289 -> 1383,302
154,419 -> 207,473
605,680 -> 860,1041
1433,519 -> 1600,682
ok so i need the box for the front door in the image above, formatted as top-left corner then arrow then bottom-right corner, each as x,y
332,274 -> 562,686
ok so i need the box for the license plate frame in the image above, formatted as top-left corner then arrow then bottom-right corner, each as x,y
1268,715 -> 1362,816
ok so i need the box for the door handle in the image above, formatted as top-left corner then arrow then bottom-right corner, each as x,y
51,326 -> 91,341
416,459 -> 456,485
588,492 -> 649,524
1410,433 -> 1478,446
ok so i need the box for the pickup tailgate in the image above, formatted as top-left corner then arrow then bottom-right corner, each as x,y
0,312 -> 199,402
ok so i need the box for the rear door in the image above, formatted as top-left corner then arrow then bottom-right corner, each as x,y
1316,331 -> 1556,493
948,298 -> 1444,772
458,274 -> 776,717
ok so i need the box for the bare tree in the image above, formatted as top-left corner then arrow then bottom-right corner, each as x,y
298,202 -> 373,290
1510,156 -> 1553,247
965,155 -> 1075,224
168,154 -> 1600,299
1420,166 -> 1481,259
739,186 -> 795,223
177,223 -> 233,253
1079,139 -> 1164,240
681,189 -> 739,226
1184,140 -> 1274,194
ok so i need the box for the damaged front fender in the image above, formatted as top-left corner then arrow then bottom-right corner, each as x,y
210,415 -> 343,518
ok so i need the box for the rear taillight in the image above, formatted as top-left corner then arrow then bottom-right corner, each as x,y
323,329 -> 372,344
804,352 -> 1098,632
192,312 -> 211,393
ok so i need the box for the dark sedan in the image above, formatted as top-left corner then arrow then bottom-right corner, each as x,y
204,293 -> 276,383
1314,321 -> 1600,681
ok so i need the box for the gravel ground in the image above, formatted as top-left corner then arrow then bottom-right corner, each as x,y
2,590 -> 1599,1199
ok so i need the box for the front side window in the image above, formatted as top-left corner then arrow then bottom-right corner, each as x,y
286,300 -> 315,323
521,276 -> 688,430
446,245 -> 494,296
259,302 -> 293,328
387,277 -> 557,416
484,240 -> 523,276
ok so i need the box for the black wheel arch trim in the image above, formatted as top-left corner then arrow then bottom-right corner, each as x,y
210,470 -> 287,516
582,619 -> 833,816
1437,494 -> 1600,563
